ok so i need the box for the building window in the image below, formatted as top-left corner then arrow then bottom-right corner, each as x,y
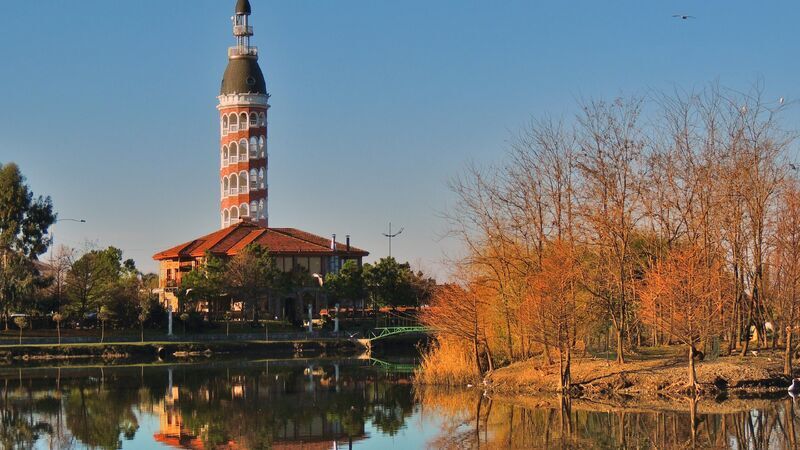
239,171 -> 248,193
229,113 -> 238,132
258,136 -> 265,158
221,145 -> 229,166
240,112 -> 248,130
259,199 -> 265,218
230,206 -> 239,222
239,139 -> 248,161
222,116 -> 229,135
223,209 -> 230,227
250,201 -> 258,217
249,113 -> 257,127
259,112 -> 266,127
309,257 -> 322,275
222,177 -> 229,198
229,142 -> 238,163
258,168 -> 265,189
229,174 -> 238,195
249,137 -> 257,158
239,203 -> 248,218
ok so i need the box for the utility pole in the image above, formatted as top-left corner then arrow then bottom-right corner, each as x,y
382,222 -> 404,258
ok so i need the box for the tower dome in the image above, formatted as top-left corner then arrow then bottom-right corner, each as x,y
221,0 -> 266,95
235,0 -> 252,15
220,58 -> 266,95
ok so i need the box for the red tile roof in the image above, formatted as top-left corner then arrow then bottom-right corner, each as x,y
153,221 -> 368,261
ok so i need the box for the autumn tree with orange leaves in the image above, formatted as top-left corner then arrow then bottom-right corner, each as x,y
520,240 -> 586,391
639,245 -> 728,390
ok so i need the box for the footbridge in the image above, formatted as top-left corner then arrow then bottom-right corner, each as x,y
368,326 -> 431,342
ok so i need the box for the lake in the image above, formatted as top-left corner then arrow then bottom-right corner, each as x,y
0,358 -> 797,449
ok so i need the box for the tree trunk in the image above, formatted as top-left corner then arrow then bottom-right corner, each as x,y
140,323 -> 144,343
688,345 -> 698,392
57,323 -> 61,345
474,337 -> 483,376
616,326 -> 625,364
786,326 -> 794,377
484,341 -> 494,372
562,345 -> 571,392
100,322 -> 105,343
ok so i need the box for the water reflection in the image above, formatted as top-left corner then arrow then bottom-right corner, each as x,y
4,361 -> 800,449
0,359 -> 416,449
418,388 -> 800,449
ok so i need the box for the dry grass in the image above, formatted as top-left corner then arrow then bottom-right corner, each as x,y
486,347 -> 789,397
415,338 -> 480,386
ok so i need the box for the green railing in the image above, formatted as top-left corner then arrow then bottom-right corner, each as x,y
369,326 -> 430,341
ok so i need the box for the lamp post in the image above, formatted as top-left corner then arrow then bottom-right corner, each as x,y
313,273 -> 338,333
382,222 -> 404,258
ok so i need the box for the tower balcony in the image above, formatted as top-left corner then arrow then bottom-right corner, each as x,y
228,46 -> 258,58
233,25 -> 254,36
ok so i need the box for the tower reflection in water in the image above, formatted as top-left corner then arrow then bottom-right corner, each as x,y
0,359 -> 416,450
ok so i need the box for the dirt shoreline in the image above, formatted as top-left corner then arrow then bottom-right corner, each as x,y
479,349 -> 794,399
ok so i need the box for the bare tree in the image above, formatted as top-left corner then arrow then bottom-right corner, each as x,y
575,97 -> 647,364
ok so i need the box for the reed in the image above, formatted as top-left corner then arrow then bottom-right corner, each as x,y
415,337 -> 479,386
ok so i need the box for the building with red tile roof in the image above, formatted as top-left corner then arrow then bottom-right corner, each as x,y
152,1 -> 369,320
153,220 -> 368,317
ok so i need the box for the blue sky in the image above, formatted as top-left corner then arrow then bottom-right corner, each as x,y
1,1 -> 798,276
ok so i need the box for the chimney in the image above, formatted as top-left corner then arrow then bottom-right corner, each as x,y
346,235 -> 351,252
331,234 -> 337,251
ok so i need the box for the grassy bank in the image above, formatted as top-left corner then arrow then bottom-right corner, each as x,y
418,345 -> 794,397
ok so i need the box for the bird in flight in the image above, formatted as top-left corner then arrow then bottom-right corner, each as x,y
673,14 -> 695,20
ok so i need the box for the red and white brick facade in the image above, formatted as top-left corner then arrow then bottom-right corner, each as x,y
218,95 -> 269,228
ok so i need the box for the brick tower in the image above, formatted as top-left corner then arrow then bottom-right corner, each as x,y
218,0 -> 269,228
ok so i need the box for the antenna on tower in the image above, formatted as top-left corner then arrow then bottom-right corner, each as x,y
382,222 -> 404,258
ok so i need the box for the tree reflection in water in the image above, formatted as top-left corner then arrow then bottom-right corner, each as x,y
5,361 -> 800,449
417,387 -> 800,449
0,359 -> 417,449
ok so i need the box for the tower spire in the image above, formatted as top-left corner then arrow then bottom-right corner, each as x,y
230,0 -> 257,60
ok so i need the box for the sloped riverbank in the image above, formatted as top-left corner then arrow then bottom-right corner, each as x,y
484,350 -> 792,398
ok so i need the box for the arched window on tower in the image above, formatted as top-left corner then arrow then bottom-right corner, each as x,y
250,201 -> 258,218
259,112 -> 266,127
238,139 -> 248,161
249,113 -> 257,128
249,169 -> 257,190
230,206 -> 239,223
239,203 -> 249,219
259,199 -> 265,219
239,113 -> 248,130
221,145 -> 229,166
223,177 -> 229,198
258,168 -> 265,189
239,171 -> 247,194
230,113 -> 238,132
229,142 -> 238,164
229,174 -> 238,196
258,136 -> 265,158
249,137 -> 257,158
223,209 -> 230,227
222,116 -> 229,135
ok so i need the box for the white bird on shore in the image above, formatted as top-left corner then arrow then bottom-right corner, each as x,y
788,378 -> 800,395
750,350 -> 759,357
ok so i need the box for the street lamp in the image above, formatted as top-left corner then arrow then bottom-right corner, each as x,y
312,273 -> 339,333
382,222 -> 404,258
